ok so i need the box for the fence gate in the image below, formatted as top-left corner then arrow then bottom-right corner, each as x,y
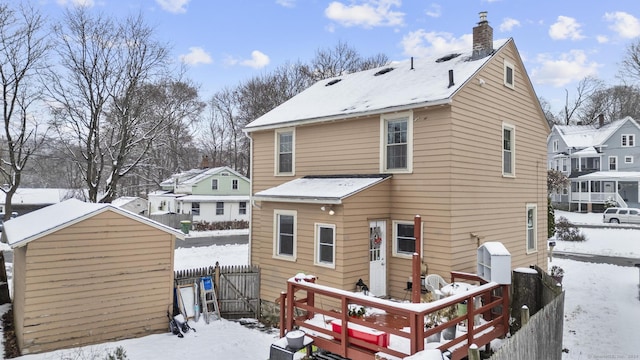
218,265 -> 260,319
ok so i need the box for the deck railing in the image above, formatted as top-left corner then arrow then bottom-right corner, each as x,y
279,272 -> 509,360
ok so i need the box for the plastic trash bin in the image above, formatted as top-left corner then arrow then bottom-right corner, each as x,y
180,220 -> 191,234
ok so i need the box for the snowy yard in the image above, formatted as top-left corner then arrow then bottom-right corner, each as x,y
0,211 -> 639,359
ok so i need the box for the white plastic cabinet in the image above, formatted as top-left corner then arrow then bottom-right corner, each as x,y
477,242 -> 511,284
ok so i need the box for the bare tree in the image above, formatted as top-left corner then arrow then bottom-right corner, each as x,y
45,8 -> 171,203
0,2 -> 50,218
560,76 -> 603,125
620,39 -> 640,83
538,97 -> 559,127
302,41 -> 389,81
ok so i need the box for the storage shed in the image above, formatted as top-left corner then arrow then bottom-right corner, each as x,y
2,199 -> 184,354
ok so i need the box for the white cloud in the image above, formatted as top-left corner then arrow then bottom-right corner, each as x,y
276,0 -> 296,7
56,0 -> 95,7
400,30 -> 471,58
499,18 -> 520,32
156,0 -> 190,14
179,47 -> 212,66
240,50 -> 270,69
604,11 -> 640,39
531,50 -> 600,87
596,35 -> 609,44
549,16 -> 584,41
425,4 -> 441,18
325,0 -> 404,28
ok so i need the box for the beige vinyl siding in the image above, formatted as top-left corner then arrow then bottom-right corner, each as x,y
17,211 -> 175,354
12,247 -> 26,352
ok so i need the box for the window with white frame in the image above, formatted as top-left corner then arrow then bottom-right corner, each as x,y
504,60 -> 515,89
392,221 -> 420,258
609,156 -> 617,171
562,158 -> 567,172
232,179 -> 238,190
216,202 -> 224,215
625,156 -> 634,164
275,128 -> 294,175
192,202 -> 200,216
239,201 -> 247,215
274,210 -> 296,259
502,123 -> 515,176
381,112 -> 413,173
622,134 -> 635,147
315,223 -> 336,267
552,139 -> 558,152
211,179 -> 218,190
526,204 -> 537,253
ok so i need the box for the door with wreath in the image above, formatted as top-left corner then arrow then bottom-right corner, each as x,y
368,220 -> 387,296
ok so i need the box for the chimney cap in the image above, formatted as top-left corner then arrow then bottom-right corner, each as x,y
478,11 -> 488,23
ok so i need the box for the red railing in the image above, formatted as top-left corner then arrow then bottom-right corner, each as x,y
279,272 -> 509,360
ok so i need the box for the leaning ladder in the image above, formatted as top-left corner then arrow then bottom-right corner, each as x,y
200,276 -> 221,323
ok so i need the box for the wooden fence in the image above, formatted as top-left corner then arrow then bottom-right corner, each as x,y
488,266 -> 565,360
150,213 -> 192,229
174,262 -> 260,319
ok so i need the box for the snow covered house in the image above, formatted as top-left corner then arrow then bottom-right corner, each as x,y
547,116 -> 640,211
148,165 -> 250,224
2,199 -> 184,354
111,196 -> 148,215
243,13 -> 550,309
0,188 -> 86,215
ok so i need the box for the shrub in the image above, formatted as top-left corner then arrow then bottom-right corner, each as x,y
555,216 -> 586,241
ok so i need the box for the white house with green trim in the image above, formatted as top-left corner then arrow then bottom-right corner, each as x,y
148,166 -> 250,223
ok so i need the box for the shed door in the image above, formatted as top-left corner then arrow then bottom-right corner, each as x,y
369,220 -> 387,296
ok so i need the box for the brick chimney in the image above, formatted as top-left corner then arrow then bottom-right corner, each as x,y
200,155 -> 210,169
471,11 -> 493,60
598,113 -> 605,128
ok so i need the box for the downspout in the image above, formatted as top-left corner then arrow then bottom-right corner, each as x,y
412,215 -> 422,303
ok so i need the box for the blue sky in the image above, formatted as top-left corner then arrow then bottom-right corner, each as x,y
42,0 -> 640,114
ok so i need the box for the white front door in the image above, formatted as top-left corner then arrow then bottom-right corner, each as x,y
369,220 -> 387,296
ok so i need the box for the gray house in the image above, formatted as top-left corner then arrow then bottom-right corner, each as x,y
547,116 -> 640,211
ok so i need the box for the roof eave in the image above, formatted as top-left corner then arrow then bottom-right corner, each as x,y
251,196 -> 342,204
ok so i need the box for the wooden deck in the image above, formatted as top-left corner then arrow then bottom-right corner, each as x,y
279,272 -> 509,360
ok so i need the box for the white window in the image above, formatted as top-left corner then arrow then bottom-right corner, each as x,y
211,179 -> 218,190
239,201 -> 247,215
504,60 -> 515,89
625,156 -> 634,164
622,134 -> 635,147
216,202 -> 224,215
274,210 -> 296,260
232,179 -> 238,190
526,204 -> 537,253
392,220 -> 421,258
381,112 -> 413,173
562,158 -> 567,172
552,139 -> 558,152
192,202 -> 200,216
314,223 -> 336,268
275,128 -> 294,175
502,123 -> 515,176
609,156 -> 617,171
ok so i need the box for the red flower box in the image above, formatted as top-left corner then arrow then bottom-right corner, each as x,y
331,320 -> 389,347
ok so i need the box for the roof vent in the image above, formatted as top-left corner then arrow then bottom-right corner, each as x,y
325,78 -> 342,86
374,67 -> 394,76
436,53 -> 461,63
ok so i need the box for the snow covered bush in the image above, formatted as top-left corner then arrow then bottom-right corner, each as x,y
554,216 -> 586,242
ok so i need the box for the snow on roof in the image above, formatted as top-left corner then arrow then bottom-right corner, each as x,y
480,241 -> 511,256
253,175 -> 391,203
554,117 -> 638,149
111,196 -> 143,207
577,171 -> 640,181
160,166 -> 247,188
244,39 -> 510,131
572,146 -> 598,156
177,195 -> 249,202
4,198 -> 184,248
0,188 -> 84,205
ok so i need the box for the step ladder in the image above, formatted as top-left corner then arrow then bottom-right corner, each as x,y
200,276 -> 221,323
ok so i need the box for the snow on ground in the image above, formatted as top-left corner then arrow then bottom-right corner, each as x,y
2,213 -> 640,359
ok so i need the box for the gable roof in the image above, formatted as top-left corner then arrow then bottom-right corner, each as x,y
3,198 -> 184,248
244,39 -> 511,132
253,175 -> 391,204
553,116 -> 640,149
160,166 -> 248,188
0,188 -> 86,206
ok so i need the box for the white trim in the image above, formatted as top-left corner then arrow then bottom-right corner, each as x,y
625,156 -> 634,164
391,220 -> 423,259
273,209 -> 297,261
526,204 -> 537,254
314,223 -> 336,269
380,111 -> 413,174
503,59 -> 515,89
622,134 -> 635,147
502,122 -> 516,177
608,156 -> 618,171
275,128 -> 295,176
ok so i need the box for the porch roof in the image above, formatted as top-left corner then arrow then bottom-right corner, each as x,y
177,195 -> 249,202
576,171 -> 640,181
253,175 -> 391,204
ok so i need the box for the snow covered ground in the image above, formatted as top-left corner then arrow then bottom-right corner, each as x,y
2,211 -> 639,359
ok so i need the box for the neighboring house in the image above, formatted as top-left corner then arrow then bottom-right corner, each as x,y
0,188 -> 86,215
111,196 -> 148,215
148,165 -> 250,223
547,116 -> 640,211
2,199 -> 184,354
243,13 -> 549,309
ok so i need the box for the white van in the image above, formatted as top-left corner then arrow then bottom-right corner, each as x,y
602,207 -> 640,224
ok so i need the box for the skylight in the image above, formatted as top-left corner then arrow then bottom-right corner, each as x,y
436,53 -> 461,63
